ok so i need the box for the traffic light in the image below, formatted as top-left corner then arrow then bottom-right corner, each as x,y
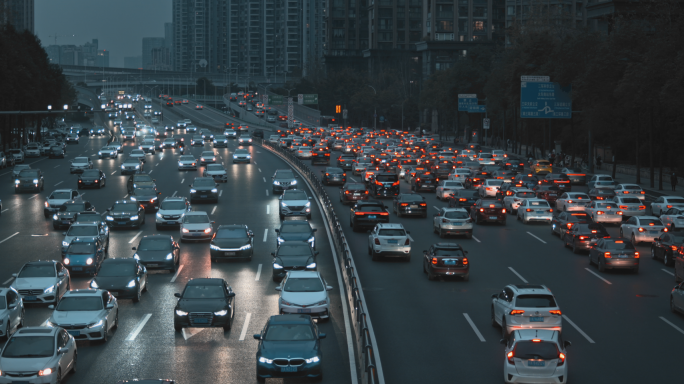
336,105 -> 341,114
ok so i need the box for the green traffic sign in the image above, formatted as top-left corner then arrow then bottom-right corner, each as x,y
268,95 -> 284,104
302,94 -> 318,105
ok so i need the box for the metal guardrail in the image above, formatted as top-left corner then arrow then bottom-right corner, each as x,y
257,138 -> 381,384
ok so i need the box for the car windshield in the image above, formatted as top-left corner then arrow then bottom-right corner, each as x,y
235,149 -> 249,154
280,224 -> 311,234
82,170 -> 99,177
528,201 -> 550,207
596,181 -> 613,185
182,213 -> 210,223
73,158 -> 89,163
515,295 -> 557,308
284,277 -> 324,292
98,263 -> 135,277
621,198 -> 642,204
444,211 -> 469,219
134,175 -> 153,182
182,285 -> 225,299
112,203 -> 138,212
378,229 -> 406,236
215,228 -> 247,238
2,336 -> 54,358
357,205 -> 383,212
276,171 -> 295,179
138,238 -> 171,251
669,199 -> 684,204
18,265 -> 55,278
67,226 -> 98,236
56,296 -> 103,311
594,189 -> 614,195
277,244 -> 311,256
180,156 -> 195,161
201,152 -> 214,156
66,243 -> 96,254
401,195 -> 424,202
434,248 -> 465,256
569,194 -> 590,200
193,179 -> 215,187
131,150 -> 144,155
264,324 -> 314,341
595,203 -> 618,209
207,165 -> 224,171
624,185 -> 641,190
19,170 -> 39,178
50,192 -> 72,199
161,201 -> 186,210
284,191 -> 308,201
640,219 -> 663,226
134,187 -> 156,196
514,341 -> 559,360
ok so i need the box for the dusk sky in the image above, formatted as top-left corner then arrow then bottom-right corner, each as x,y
35,0 -> 172,67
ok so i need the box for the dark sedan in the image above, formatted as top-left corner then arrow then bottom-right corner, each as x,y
561,223 -> 610,254
272,242 -> 318,282
588,188 -> 616,201
448,190 -> 480,212
190,177 -> 219,203
130,186 -> 161,212
52,200 -> 96,229
105,200 -> 146,228
127,173 -> 156,194
422,243 -> 470,281
502,161 -> 525,173
174,278 -> 236,331
652,230 -> 684,266
311,148 -> 330,165
63,238 -> 106,275
132,234 -> 180,272
209,225 -> 254,261
561,167 -> 587,185
464,172 -> 490,189
350,200 -> 390,231
78,169 -> 107,189
411,172 -> 437,192
336,154 -> 355,170
320,167 -> 346,185
541,173 -> 572,192
49,146 -> 65,158
589,238 -> 640,273
551,211 -> 593,236
276,221 -> 316,249
339,182 -> 369,205
369,173 -> 400,198
533,184 -> 562,205
254,315 -> 324,383
91,258 -> 148,302
15,169 -> 44,192
470,199 -> 506,225
512,173 -> 539,189
393,193 -> 428,218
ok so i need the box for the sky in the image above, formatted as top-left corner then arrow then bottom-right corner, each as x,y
35,0 -> 172,67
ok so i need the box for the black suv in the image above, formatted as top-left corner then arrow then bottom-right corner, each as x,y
52,200 -> 96,229
271,241 -> 318,282
173,278 -> 236,331
349,200 -> 390,231
369,172 -> 400,197
189,177 -> 219,203
311,148 -> 331,165
411,172 -> 437,192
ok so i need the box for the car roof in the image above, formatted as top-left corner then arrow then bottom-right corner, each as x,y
140,234 -> 173,240
286,271 -> 320,279
376,223 -> 404,229
433,242 -> 462,249
509,284 -> 551,294
163,196 -> 187,202
269,314 -> 312,325
102,258 -> 137,265
280,221 -> 310,226
514,329 -> 558,342
187,278 -> 224,286
63,289 -> 102,297
217,224 -> 247,230
52,189 -> 74,194
185,211 -> 208,216
16,327 -> 58,336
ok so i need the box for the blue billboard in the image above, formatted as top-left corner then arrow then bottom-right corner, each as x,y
520,82 -> 572,119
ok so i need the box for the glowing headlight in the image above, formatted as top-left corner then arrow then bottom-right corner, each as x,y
281,202 -> 287,207
239,244 -> 252,250
151,197 -> 158,201
135,165 -> 140,169
53,214 -> 58,220
44,285 -> 55,294
273,263 -> 283,269
305,356 -> 320,363
175,310 -> 188,316
273,181 -> 281,185
46,320 -> 56,328
62,241 -> 70,247
33,179 -> 39,184
133,253 -> 140,260
291,180 -> 297,185
259,357 -> 273,364
126,279 -> 137,288
246,155 -> 251,158
182,228 -> 189,233
86,258 -> 93,265
63,258 -> 70,265
277,237 -> 285,244
90,280 -> 99,288
156,213 -> 163,218
165,253 -> 173,260
210,244 -> 221,250
130,196 -> 137,201
130,215 -> 139,221
305,202 -> 311,207
214,309 -> 228,316
87,319 -> 104,328
15,179 -> 19,184
106,216 -> 114,221
38,368 -> 54,376
306,262 -> 317,269
45,201 -> 49,207
178,161 -> 183,166
190,189 -> 197,193
233,155 -> 238,158
211,188 -> 218,193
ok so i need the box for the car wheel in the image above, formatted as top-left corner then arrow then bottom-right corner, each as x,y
619,229 -> 624,238
371,251 -> 379,262
664,251 -> 672,266
133,285 -> 141,303
56,369 -> 62,384
631,234 -> 637,246
426,266 -> 435,281
113,310 -> 119,329
256,371 -> 266,383
572,241 -> 579,254
223,319 -> 232,331
3,323 -> 9,341
598,258 -> 606,272
101,321 -> 108,343
70,352 -> 77,374
651,245 -> 657,259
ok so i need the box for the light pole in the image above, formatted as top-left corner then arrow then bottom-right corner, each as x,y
392,99 -> 406,131
368,85 -> 377,131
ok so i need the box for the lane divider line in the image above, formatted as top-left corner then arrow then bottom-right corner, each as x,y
128,231 -> 143,244
211,206 -> 217,215
562,315 -> 596,343
0,232 -> 20,245
263,177 -> 266,182
662,268 -> 675,276
508,267 -> 528,283
526,232 -> 547,244
265,189 -> 269,196
111,171 -> 116,175
219,190 -> 223,197
433,206 -> 440,211
54,165 -> 60,168
28,195 -> 39,200
263,228 -> 268,242
255,264 -> 262,281
267,205 -> 270,215
660,316 -> 684,336
181,178 -> 185,183
584,268 -> 612,285
172,191 -> 178,197
472,236 -> 481,243
170,265 -> 183,283
54,181 -> 63,186
239,313 -> 252,341
349,177 -> 357,182
126,313 -> 152,341
463,313 -> 486,342
149,170 -> 154,174
258,168 -> 262,172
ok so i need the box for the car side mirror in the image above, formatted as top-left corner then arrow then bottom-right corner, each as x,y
271,252 -> 275,256
132,247 -> 137,250
491,294 -> 498,299
318,333 -> 326,339
253,334 -> 261,340
106,303 -> 115,309
564,341 -> 572,348
174,293 -> 181,298
106,208 -> 111,211
275,286 -> 282,291
189,184 -> 192,187
326,286 -> 333,291
58,348 -> 69,354
48,304 -> 55,309
227,292 -> 236,298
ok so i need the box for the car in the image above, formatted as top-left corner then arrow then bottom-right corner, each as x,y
132,234 -> 180,272
470,199 -> 506,225
320,167 -> 346,186
651,230 -> 684,266
226,129 -> 238,138
11,261 -> 70,304
190,135 -> 204,146
516,198 -> 554,224
51,200 -> 95,229
213,135 -> 229,147
311,147 -> 331,165
0,326 -> 77,381
433,207 -> 473,238
209,224 -> 254,261
279,190 -> 312,220
8,149 -> 24,163
155,196 -> 191,229
127,173 -> 156,194
187,125 -> 199,134
541,173 -> 572,191
435,180 -> 465,201
200,129 -> 214,141
272,169 -> 298,193
587,187 -> 616,201
512,173 -> 540,189
189,177 -> 219,203
276,271 -> 332,320
202,163 -> 227,183
0,287 -> 24,340
337,154 -> 356,170
105,200 -> 146,228
551,211 -> 592,236
140,139 -> 156,154
61,220 -> 109,254
48,146 -> 66,158
367,172 -> 399,197
659,207 -> 684,230
392,193 -> 427,218
422,242 -> 470,280
253,314 -> 325,382
411,171 -> 437,192
62,238 -> 106,275
44,189 -> 83,218
446,190 -> 480,213
198,150 -> 216,166
90,258 -> 148,301
177,155 -> 198,170
15,168 -> 44,193
98,146 -> 119,159
77,169 -> 107,189
231,148 -> 251,163
353,159 -> 372,175
530,160 -> 552,174
620,216 -> 666,245
478,179 -> 505,198
65,133 -> 79,143
587,175 -> 617,190
612,196 -> 646,217
238,135 -> 253,146
271,241 -> 319,282
69,157 -> 93,174
195,104 -> 203,110
24,143 -> 41,157
46,289 -> 118,342
130,186 -> 161,212
295,146 -> 313,159
671,282 -> 684,313
561,223 -> 610,253
339,182 -> 369,205
651,196 -> 684,216
177,120 -> 187,128
367,223 -> 411,262
502,188 -> 536,214
586,201 -> 624,224
180,211 -> 214,242
276,221 -> 316,249
502,329 -> 570,384
129,149 -> 147,163
464,171 -> 489,189
173,278 -> 236,331
589,237 -> 640,272
560,167 -> 586,185
555,192 -> 591,212
491,284 -> 563,338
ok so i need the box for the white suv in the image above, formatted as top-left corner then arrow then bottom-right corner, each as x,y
47,289 -> 118,342
491,284 -> 563,338
276,271 -> 332,321
156,196 -> 191,229
479,179 -> 504,197
367,223 -> 411,262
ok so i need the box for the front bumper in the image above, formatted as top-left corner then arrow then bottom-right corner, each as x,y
121,167 -> 141,175
178,163 -> 197,170
181,231 -> 213,241
208,174 -> 228,182
139,259 -> 175,271
106,218 -> 140,228
280,304 -> 329,319
233,156 -> 251,163
281,206 -> 311,217
107,285 -> 140,299
190,192 -> 218,202
65,263 -> 98,275
70,167 -> 88,174
174,312 -> 231,328
256,360 -> 321,381
16,290 -> 57,304
15,183 -> 40,192
272,183 -> 297,192
210,248 -> 252,259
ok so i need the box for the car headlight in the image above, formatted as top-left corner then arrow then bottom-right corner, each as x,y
214,309 -> 228,316
90,280 -> 99,288
259,357 -> 273,364
273,181 -> 281,185
33,179 -> 39,184
86,258 -> 93,265
277,237 -> 285,244
63,258 -> 70,265
308,236 -> 315,243
106,216 -> 114,221
211,188 -> 218,193
45,320 -> 56,328
175,309 -> 188,316
273,263 -> 283,269
305,202 -> 311,207
190,189 -> 197,193
130,196 -> 137,201
62,241 -> 70,247
156,213 -> 163,218
126,279 -> 137,288
14,179 -> 19,184
305,356 -> 320,364
87,319 -> 104,329
165,253 -> 173,260
306,262 -> 317,269
239,244 -> 252,250
53,214 -> 58,220
178,161 -> 183,166
98,152 -> 103,155
44,285 -> 55,294
130,215 -> 139,221
210,244 -> 220,250
135,165 -> 140,169
38,368 -> 55,376
133,253 -> 140,260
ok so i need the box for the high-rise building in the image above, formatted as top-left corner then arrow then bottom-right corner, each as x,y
505,0 -> 587,33
46,45 -> 60,64
0,0 -> 34,33
95,50 -> 109,67
325,0 -> 369,72
142,37 -> 166,70
164,22 -> 174,67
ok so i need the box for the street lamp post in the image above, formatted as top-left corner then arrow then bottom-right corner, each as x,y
368,85 -> 377,131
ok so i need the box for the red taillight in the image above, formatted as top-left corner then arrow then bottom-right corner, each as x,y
672,245 -> 678,251
634,252 -> 640,258
419,203 -> 427,207
507,351 -> 515,364
639,206 -> 646,210
549,310 -> 561,315
567,223 -> 573,228
374,238 -> 380,245
641,191 -> 645,194
462,257 -> 468,265
405,238 -> 410,245
510,310 -> 525,315
459,198 -> 467,202
526,208 -> 532,212
617,211 -> 623,215
579,236 -> 588,240
431,257 -> 438,265
480,208 -> 484,212
400,203 -> 409,206
558,352 -> 566,366
604,252 -> 611,258
345,190 -> 350,194
596,211 -> 604,215
638,227 -> 644,232
502,209 -> 506,214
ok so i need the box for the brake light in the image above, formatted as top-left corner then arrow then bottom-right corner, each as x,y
638,227 -> 644,232
480,208 -> 484,212
459,198 -> 467,202
405,238 -> 410,245
639,206 -> 646,210
641,191 -> 645,194
567,223 -> 573,228
507,351 -> 515,364
364,191 -> 369,194
526,208 -> 532,212
549,310 -> 561,315
400,203 -> 409,206
510,310 -> 525,315
672,245 -> 678,250
374,238 -> 380,245
558,352 -> 566,366
419,203 -> 427,207
596,211 -> 604,215
634,252 -> 640,258
462,258 -> 468,265
579,236 -> 588,240
431,257 -> 438,265
623,191 -> 629,194
604,252 -> 611,258
567,200 -> 573,204
502,209 -> 506,214
379,212 -> 389,216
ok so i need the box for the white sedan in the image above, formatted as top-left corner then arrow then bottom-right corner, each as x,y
659,207 -> 684,229
517,199 -> 553,223
620,216 -> 666,245
436,180 -> 465,200
614,183 -> 646,201
503,188 -> 536,213
478,179 -> 504,197
276,271 -> 332,321
203,164 -> 228,182
612,196 -> 646,217
47,289 -> 118,342
586,201 -> 623,224
448,168 -> 471,183
651,196 -> 684,216
555,192 -> 591,212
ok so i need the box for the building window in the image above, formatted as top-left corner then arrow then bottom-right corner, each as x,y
472,20 -> 487,33
458,6 -> 468,17
473,6 -> 487,18
507,6 -> 514,16
437,20 -> 454,32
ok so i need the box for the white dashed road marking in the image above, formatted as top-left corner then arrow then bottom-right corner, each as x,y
255,264 -> 262,281
662,269 -> 675,276
170,265 -> 183,283
211,206 -> 217,215
508,267 -> 528,283
126,314 -> 152,341
263,229 -> 268,242
526,232 -> 547,244
563,315 -> 596,343
128,231 -> 143,244
54,181 -> 63,186
660,316 -> 684,336
584,268 -> 612,285
239,313 -> 252,341
463,313 -> 486,342
472,236 -> 481,243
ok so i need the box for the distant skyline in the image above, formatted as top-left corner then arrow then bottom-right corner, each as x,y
35,0 -> 171,67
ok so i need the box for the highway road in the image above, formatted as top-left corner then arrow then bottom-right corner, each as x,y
0,103 -> 354,383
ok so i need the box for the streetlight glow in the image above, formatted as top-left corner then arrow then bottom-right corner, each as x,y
63,104 -> 68,110
47,105 -> 52,110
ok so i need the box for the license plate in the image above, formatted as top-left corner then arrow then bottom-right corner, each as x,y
650,231 -> 658,234
62,220 -> 70,224
536,210 -> 545,213
446,272 -> 455,275
528,361 -> 545,367
193,233 -> 202,237
225,252 -> 236,256
452,222 -> 462,226
148,264 -> 158,267
193,318 -> 209,324
489,216 -> 497,220
410,205 -> 419,208
118,221 -> 126,225
167,221 -> 175,225
387,239 -> 398,244
67,330 -> 80,336
617,254 -> 628,258
444,260 -> 457,266
368,215 -> 377,219
297,309 -> 311,313
85,182 -> 91,185
73,267 -> 82,271
530,317 -> 544,322
24,296 -> 37,301
281,366 -> 297,372
201,195 -> 207,198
